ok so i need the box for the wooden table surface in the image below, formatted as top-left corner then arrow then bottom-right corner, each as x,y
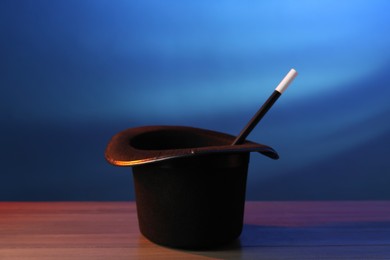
1,201 -> 390,259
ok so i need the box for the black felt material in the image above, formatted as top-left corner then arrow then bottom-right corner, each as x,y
105,125 -> 278,249
133,153 -> 249,249
105,126 -> 278,166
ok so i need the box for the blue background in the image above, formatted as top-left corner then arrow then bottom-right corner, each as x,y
1,0 -> 389,201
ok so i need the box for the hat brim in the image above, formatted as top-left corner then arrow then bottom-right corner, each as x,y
105,125 -> 279,166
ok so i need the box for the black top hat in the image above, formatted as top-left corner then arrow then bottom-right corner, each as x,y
105,125 -> 278,166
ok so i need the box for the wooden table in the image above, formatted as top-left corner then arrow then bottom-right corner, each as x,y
1,201 -> 390,259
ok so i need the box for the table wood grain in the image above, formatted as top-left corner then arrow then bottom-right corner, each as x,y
1,201 -> 390,259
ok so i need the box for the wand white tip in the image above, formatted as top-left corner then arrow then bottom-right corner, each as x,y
275,68 -> 298,94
